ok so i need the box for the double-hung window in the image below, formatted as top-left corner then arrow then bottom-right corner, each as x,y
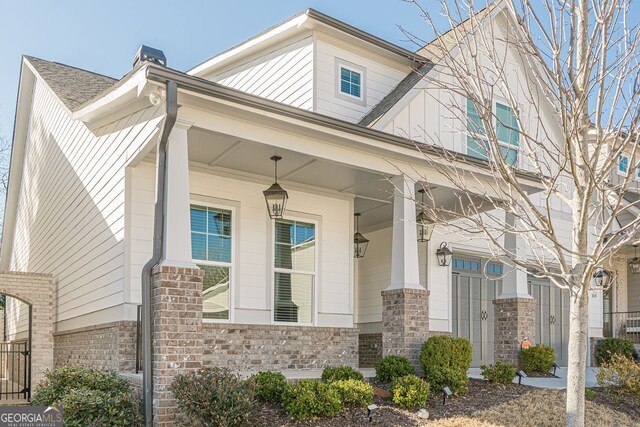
618,155 -> 629,175
466,100 -> 520,167
191,205 -> 232,320
273,219 -> 316,324
340,66 -> 362,99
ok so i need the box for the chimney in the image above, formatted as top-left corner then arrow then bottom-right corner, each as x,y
133,45 -> 166,68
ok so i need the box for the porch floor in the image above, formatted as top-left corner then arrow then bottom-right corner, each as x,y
467,367 -> 600,389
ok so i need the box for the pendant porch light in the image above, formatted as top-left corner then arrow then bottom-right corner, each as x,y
416,189 -> 435,242
263,156 -> 288,219
354,213 -> 369,258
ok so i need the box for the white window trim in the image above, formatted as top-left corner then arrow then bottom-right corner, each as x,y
335,58 -> 366,106
190,201 -> 236,324
618,154 -> 630,176
494,101 -> 520,167
271,215 -> 319,327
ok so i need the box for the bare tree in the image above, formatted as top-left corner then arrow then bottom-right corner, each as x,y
0,132 -> 12,234
397,1 -> 640,425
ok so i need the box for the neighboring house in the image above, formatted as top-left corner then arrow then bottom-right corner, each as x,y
1,3 -> 636,422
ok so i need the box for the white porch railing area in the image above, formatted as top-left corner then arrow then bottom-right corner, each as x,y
603,311 -> 640,344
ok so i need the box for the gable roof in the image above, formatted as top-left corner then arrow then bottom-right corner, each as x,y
358,3 -> 496,127
24,56 -> 117,111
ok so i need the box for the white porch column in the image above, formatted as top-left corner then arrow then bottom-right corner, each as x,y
388,174 -> 422,290
499,212 -> 532,299
159,121 -> 198,269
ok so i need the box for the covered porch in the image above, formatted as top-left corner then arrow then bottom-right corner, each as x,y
604,245 -> 640,345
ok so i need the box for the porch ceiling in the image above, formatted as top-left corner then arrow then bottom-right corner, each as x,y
147,127 -> 504,230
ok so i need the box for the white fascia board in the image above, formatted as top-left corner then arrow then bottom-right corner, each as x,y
0,60 -> 36,270
72,67 -> 154,131
188,13 -> 310,77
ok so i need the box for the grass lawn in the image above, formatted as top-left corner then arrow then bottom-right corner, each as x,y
253,379 -> 640,426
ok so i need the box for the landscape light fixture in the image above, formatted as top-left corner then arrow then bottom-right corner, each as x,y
552,362 -> 559,376
354,213 -> 370,258
435,242 -> 453,267
366,404 -> 378,423
517,370 -> 527,385
263,156 -> 288,219
442,386 -> 452,406
416,189 -> 435,242
592,268 -> 611,289
629,245 -> 640,274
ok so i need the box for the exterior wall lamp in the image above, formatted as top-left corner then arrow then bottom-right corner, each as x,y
416,189 -> 435,242
354,213 -> 369,258
435,242 -> 453,267
629,245 -> 640,274
592,267 -> 611,288
263,156 -> 288,219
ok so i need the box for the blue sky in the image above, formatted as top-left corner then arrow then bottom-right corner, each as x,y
0,0 -> 434,141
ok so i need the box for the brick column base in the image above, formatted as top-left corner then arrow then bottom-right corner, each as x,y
493,298 -> 536,368
381,288 -> 429,373
152,265 -> 204,426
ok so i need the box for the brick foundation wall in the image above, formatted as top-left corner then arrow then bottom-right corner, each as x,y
494,298 -> 536,367
202,323 -> 359,371
53,321 -> 137,372
381,288 -> 430,373
358,333 -> 382,367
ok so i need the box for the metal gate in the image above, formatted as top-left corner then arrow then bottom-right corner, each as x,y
0,340 -> 30,400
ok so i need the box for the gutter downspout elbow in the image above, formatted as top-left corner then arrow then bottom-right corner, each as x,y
142,80 -> 178,427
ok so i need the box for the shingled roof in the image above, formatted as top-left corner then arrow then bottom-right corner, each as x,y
25,56 -> 118,111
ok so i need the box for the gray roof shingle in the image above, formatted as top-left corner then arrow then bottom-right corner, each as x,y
25,56 -> 118,111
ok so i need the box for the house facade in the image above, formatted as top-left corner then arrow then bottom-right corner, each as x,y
2,3 -> 637,424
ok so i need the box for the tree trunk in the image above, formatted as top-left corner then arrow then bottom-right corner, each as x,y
565,282 -> 589,427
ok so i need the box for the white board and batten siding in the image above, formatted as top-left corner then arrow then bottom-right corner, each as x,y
129,163 -> 354,327
8,78 -> 163,332
314,33 -> 410,123
205,33 -> 314,111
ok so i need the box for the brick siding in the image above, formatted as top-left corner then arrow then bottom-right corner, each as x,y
493,297 -> 536,367
358,333 -> 382,367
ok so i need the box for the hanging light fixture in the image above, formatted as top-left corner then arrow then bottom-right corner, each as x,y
435,242 -> 453,267
354,213 -> 369,258
263,156 -> 288,219
629,245 -> 640,274
416,189 -> 435,243
592,268 -> 611,288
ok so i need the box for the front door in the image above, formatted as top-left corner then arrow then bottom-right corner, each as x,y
528,278 -> 570,366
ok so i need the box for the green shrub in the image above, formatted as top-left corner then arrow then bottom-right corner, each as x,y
282,380 -> 342,419
330,379 -> 374,407
253,371 -> 287,404
374,355 -> 414,383
521,344 -> 556,372
425,365 -> 469,394
596,353 -> 640,396
595,338 -> 638,366
391,375 -> 430,409
170,367 -> 256,427
32,366 -> 141,427
481,362 -> 516,385
321,365 -> 364,383
420,336 -> 472,394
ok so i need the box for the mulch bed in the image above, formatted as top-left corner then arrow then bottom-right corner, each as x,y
523,371 -> 558,378
585,386 -> 640,420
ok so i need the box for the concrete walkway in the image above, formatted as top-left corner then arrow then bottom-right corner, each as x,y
467,367 -> 600,389
239,368 -> 376,380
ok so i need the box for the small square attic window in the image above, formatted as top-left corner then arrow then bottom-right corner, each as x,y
340,67 -> 361,98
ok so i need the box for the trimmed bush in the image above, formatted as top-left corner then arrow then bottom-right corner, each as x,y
596,353 -> 640,395
32,366 -> 141,427
253,371 -> 287,404
420,336 -> 472,394
282,380 -> 342,419
481,362 -> 517,385
170,367 -> 256,427
391,375 -> 430,409
374,355 -> 414,383
595,337 -> 638,366
521,344 -> 556,372
330,379 -> 374,407
321,365 -> 364,383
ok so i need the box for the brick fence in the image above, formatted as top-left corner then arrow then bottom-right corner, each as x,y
0,272 -> 54,387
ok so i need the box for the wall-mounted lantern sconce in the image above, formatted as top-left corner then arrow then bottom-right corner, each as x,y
263,156 -> 288,219
354,213 -> 369,258
435,242 -> 453,267
592,267 -> 611,289
416,189 -> 435,243
629,245 -> 640,274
